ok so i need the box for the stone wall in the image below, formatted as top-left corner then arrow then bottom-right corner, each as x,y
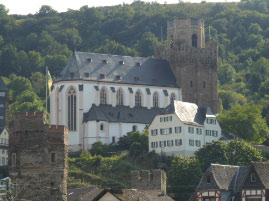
9,112 -> 68,201
130,170 -> 166,194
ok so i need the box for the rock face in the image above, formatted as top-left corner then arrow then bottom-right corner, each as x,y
8,112 -> 68,201
155,18 -> 219,114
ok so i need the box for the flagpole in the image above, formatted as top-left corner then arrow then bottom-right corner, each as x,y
46,66 -> 48,113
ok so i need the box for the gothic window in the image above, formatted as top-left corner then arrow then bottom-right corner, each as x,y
100,88 -> 107,104
135,91 -> 142,107
68,87 -> 77,131
192,34 -> 197,48
153,92 -> 159,108
170,93 -> 176,104
116,89 -> 123,105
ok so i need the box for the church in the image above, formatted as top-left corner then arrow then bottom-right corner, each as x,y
50,18 -> 219,152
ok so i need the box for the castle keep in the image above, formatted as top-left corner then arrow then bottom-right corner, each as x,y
155,18 -> 219,114
8,112 -> 68,201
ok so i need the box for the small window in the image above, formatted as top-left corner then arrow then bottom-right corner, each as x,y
203,81 -> 206,88
112,136 -> 115,143
12,153 -> 16,167
119,60 -> 124,65
132,125 -> 137,132
51,182 -> 55,195
190,80 -> 193,88
100,124 -> 104,131
250,172 -> 256,183
87,58 -> 92,62
206,175 -> 211,183
50,153 -> 56,163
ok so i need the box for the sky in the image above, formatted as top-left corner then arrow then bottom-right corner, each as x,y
0,0 -> 240,15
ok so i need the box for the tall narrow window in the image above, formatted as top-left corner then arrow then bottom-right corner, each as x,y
116,89 -> 123,105
12,153 -> 16,167
190,80 -> 193,88
100,88 -> 107,104
170,93 -> 176,104
68,87 -> 77,131
192,34 -> 197,48
153,92 -> 159,108
203,81 -> 206,88
135,91 -> 142,107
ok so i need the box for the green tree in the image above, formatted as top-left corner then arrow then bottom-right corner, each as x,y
217,104 -> 269,142
7,74 -> 33,99
195,141 -> 228,171
118,131 -> 148,152
168,156 -> 202,198
218,90 -> 246,110
135,32 -> 159,57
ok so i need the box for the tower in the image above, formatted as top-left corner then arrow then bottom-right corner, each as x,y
155,18 -> 219,114
8,112 -> 68,201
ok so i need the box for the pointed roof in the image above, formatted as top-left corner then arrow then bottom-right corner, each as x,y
252,162 -> 269,189
55,51 -> 178,88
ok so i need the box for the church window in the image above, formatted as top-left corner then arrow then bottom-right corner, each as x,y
170,93 -> 176,104
116,89 -> 123,105
68,87 -> 77,131
192,34 -> 197,48
135,91 -> 142,107
153,92 -> 159,108
100,88 -> 107,104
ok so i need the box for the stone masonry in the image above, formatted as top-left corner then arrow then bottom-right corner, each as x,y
8,112 -> 68,201
155,18 -> 219,114
130,169 -> 167,194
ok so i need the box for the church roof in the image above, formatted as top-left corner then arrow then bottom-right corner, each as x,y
83,104 -> 163,124
55,51 -> 178,88
161,101 -> 214,126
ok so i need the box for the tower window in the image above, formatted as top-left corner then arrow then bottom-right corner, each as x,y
68,87 -> 77,131
190,81 -> 193,88
203,81 -> 206,88
153,92 -> 159,108
192,34 -> 197,48
100,124 -> 104,131
11,153 -> 16,167
50,153 -> 56,163
116,89 -> 123,105
170,93 -> 176,104
100,88 -> 107,104
135,91 -> 142,107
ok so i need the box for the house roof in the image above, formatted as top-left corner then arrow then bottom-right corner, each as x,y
83,104 -> 163,124
55,51 -> 178,88
252,162 -> 269,189
67,187 -> 101,201
162,101 -> 214,126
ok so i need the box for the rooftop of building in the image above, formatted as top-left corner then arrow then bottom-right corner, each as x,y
55,51 -> 178,88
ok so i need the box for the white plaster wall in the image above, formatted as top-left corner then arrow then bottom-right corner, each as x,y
204,117 -> 222,144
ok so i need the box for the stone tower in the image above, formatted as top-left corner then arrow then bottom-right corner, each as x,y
155,18 -> 219,114
8,112 -> 68,201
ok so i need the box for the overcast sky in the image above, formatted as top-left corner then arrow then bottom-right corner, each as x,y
0,0 -> 240,15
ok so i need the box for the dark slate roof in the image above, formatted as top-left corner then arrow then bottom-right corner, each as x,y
252,162 -> 269,189
83,104 -> 163,124
68,187 -> 100,201
162,101 -> 214,126
219,131 -> 242,141
56,51 -> 178,88
0,77 -> 7,91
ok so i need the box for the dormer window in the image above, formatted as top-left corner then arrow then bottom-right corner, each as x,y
116,75 -> 122,80
70,72 -> 74,79
119,61 -> 124,65
250,172 -> 256,183
100,74 -> 105,79
103,59 -> 108,64
134,77 -> 139,81
87,58 -> 92,62
136,62 -> 141,67
84,73 -> 89,78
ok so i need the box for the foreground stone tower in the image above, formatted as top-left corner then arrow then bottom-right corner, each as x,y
155,18 -> 219,114
8,112 -> 68,201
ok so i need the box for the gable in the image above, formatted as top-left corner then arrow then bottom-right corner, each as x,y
98,192 -> 120,201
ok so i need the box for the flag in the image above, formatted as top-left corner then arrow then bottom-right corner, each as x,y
47,69 -> 53,96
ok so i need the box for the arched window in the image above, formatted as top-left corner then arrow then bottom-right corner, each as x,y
100,123 -> 104,131
135,91 -> 142,107
170,93 -> 176,104
153,92 -> 159,108
100,88 -> 107,104
68,87 -> 77,131
192,34 -> 197,48
116,88 -> 123,105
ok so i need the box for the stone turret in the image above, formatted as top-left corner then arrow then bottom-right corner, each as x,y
155,18 -> 219,114
9,112 -> 68,201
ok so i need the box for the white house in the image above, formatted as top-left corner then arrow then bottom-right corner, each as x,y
50,52 -> 182,151
148,101 -> 221,156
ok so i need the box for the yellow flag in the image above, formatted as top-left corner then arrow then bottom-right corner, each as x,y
47,70 -> 53,96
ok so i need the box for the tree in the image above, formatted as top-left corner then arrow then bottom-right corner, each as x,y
217,104 -> 269,142
118,131 -> 148,152
135,32 -> 159,57
167,156 -> 202,198
218,63 -> 236,85
195,141 -> 228,171
7,74 -> 33,99
218,90 -> 246,110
